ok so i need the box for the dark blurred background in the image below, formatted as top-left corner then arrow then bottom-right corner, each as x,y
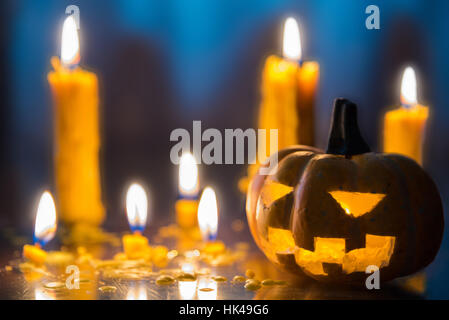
0,0 -> 448,297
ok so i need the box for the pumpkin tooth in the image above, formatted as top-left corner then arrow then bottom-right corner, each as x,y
293,234 -> 396,276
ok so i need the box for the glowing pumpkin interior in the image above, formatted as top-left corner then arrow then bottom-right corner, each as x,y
259,180 -> 396,276
328,191 -> 386,218
268,227 -> 395,276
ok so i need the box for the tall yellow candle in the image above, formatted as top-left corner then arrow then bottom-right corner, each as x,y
383,67 -> 429,165
239,17 -> 319,193
258,17 -> 319,158
48,16 -> 104,226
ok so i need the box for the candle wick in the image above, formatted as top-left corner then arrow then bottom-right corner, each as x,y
402,103 -> 415,110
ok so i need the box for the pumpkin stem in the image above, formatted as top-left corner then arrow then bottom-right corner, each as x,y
326,98 -> 371,156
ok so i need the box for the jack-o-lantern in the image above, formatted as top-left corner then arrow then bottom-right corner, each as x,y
246,98 -> 444,283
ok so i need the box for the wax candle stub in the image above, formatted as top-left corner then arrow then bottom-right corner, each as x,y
122,233 -> 151,260
23,244 -> 47,266
175,199 -> 199,229
176,153 -> 200,229
23,191 -> 57,265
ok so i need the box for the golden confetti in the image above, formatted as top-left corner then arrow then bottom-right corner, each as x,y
99,285 -> 117,293
176,272 -> 197,281
212,276 -> 227,282
245,269 -> 255,279
156,275 -> 175,285
261,279 -> 276,286
244,279 -> 261,291
232,275 -> 246,283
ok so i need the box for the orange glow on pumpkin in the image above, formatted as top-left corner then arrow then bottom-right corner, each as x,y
329,191 -> 386,218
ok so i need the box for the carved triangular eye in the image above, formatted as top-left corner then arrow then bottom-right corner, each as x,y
260,181 -> 294,207
329,191 -> 386,218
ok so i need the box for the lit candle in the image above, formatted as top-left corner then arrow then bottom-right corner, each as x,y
23,191 -> 57,265
175,153 -> 200,229
179,280 -> 197,300
197,187 -> 225,255
240,17 -> 319,193
258,17 -> 319,155
383,66 -> 429,164
122,183 -> 151,260
48,15 -> 104,227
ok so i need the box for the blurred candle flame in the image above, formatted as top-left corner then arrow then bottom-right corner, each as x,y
34,287 -> 54,300
179,280 -> 197,300
34,191 -> 57,246
283,17 -> 302,61
181,262 -> 195,274
179,153 -> 199,197
400,66 -> 418,106
197,187 -> 218,241
126,183 -> 148,233
61,15 -> 80,67
126,285 -> 148,300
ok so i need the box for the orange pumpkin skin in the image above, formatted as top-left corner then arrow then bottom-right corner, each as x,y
246,99 -> 444,283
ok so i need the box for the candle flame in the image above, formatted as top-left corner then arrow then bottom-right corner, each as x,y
197,187 -> 218,241
179,280 -> 198,300
283,17 -> 302,61
181,262 -> 195,274
179,153 -> 199,197
400,66 -> 418,106
126,286 -> 148,300
34,191 -> 57,246
35,287 -> 55,300
61,15 -> 80,67
126,183 -> 148,232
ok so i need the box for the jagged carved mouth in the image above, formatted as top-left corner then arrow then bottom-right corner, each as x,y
268,228 -> 395,276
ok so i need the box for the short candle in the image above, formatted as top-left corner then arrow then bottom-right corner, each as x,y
175,153 -> 200,229
197,187 -> 225,255
122,183 -> 151,260
23,191 -> 57,265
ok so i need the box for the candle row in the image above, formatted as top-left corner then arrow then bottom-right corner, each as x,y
23,151 -> 219,265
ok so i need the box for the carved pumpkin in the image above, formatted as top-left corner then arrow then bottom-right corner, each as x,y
246,98 -> 444,283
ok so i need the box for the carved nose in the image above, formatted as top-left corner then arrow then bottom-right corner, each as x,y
328,191 -> 385,218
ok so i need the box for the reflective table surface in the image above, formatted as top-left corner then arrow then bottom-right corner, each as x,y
0,223 -> 428,300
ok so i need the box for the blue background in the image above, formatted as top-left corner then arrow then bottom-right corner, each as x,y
0,0 -> 448,298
